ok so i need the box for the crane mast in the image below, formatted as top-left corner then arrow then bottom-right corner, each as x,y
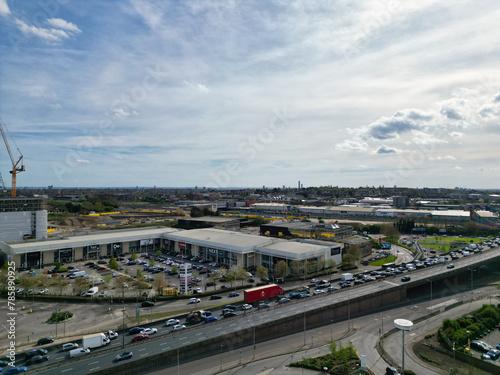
0,120 -> 25,197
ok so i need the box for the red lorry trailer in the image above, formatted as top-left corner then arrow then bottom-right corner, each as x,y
244,284 -> 284,303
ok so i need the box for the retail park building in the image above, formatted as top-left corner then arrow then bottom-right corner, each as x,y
1,226 -> 342,271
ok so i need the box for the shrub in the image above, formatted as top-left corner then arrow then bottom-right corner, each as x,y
49,311 -> 73,322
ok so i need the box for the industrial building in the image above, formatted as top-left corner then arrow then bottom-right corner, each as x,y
260,221 -> 353,241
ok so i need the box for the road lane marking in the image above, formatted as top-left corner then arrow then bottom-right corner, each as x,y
139,348 -> 146,351
141,353 -> 148,357
89,367 -> 100,372
61,369 -> 72,373
88,361 -> 99,365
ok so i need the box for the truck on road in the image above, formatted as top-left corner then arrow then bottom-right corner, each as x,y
288,286 -> 310,298
341,273 -> 354,282
185,310 -> 208,325
244,284 -> 284,304
82,333 -> 110,349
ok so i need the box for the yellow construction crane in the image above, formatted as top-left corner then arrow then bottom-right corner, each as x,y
0,120 -> 25,197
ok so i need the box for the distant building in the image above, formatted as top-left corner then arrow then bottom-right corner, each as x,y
340,236 -> 372,258
0,198 -> 47,243
393,196 -> 409,208
260,221 -> 353,241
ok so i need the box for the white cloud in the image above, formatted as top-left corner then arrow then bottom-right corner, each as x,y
335,139 -> 368,152
0,0 -> 10,17
374,145 -> 399,154
76,159 -> 90,163
14,17 -> 81,43
46,18 -> 82,34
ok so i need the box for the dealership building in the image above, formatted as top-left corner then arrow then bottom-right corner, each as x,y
1,226 -> 342,271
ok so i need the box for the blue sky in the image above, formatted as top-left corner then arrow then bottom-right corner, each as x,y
0,0 -> 499,189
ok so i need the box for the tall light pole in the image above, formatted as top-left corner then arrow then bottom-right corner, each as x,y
347,289 -> 351,331
253,325 -> 256,359
220,344 -> 223,371
122,303 -> 126,348
394,319 -> 413,375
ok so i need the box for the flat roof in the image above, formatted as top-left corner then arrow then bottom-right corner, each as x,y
258,240 -> 331,260
3,227 -> 180,253
165,228 -> 276,253
180,217 -> 239,223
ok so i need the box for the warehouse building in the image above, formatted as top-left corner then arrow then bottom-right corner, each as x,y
260,221 -> 353,241
1,226 -> 341,271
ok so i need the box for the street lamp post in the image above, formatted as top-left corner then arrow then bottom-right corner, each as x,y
220,344 -> 223,371
394,319 -> 413,375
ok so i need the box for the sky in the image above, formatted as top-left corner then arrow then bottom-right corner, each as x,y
0,0 -> 499,190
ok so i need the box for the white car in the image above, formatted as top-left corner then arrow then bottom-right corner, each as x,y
140,328 -> 157,335
241,304 -> 252,310
165,319 -> 180,326
62,342 -> 78,351
189,298 -> 201,304
38,288 -> 48,294
107,330 -> 118,340
313,289 -> 325,295
172,324 -> 186,331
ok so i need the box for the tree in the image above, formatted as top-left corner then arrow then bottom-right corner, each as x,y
381,224 -> 401,242
19,274 -> 37,291
55,261 -> 62,271
51,274 -> 68,296
342,253 -> 357,268
325,259 -> 337,280
156,250 -> 162,257
290,260 -> 304,278
152,274 -> 165,294
109,257 -> 119,270
115,276 -> 129,298
130,253 -> 138,261
104,274 -> 113,284
136,269 -> 142,278
208,273 -> 218,291
255,266 -> 268,280
237,268 -> 249,286
74,278 -> 89,296
149,259 -> 156,267
274,260 -> 289,279
225,272 -> 236,288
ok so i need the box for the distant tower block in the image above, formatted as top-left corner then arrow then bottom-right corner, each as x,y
298,180 -> 300,189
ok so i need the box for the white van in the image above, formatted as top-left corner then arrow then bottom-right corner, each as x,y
86,287 -> 99,297
69,348 -> 90,358
70,271 -> 86,279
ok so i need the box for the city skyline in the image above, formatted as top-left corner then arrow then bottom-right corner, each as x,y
0,1 -> 499,189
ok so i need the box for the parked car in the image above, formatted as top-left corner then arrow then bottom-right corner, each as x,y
115,351 -> 133,361
62,343 -> 78,351
99,291 -> 108,297
37,337 -> 54,346
385,366 -> 400,375
165,319 -> 180,326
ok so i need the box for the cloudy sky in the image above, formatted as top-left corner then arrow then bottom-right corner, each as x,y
0,0 -> 499,189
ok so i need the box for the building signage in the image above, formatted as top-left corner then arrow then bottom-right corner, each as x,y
113,243 -> 122,251
88,245 -> 100,251
179,242 -> 186,249
140,239 -> 153,246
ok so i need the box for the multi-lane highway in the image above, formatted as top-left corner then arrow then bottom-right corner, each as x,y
30,246 -> 500,374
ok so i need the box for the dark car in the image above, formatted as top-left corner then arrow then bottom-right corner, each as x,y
24,348 -> 48,360
115,351 -> 133,361
223,311 -> 236,318
26,355 -> 49,365
228,292 -> 240,297
128,327 -> 145,335
224,305 -> 236,310
97,260 -> 107,264
386,366 -> 400,375
401,276 -> 411,282
141,301 -> 155,307
210,295 -> 222,300
37,337 -> 54,346
5,367 -> 28,375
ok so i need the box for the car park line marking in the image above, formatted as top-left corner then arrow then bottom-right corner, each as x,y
88,361 -> 99,365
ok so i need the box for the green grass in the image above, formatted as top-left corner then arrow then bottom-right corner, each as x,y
369,255 -> 397,266
419,237 -> 483,252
